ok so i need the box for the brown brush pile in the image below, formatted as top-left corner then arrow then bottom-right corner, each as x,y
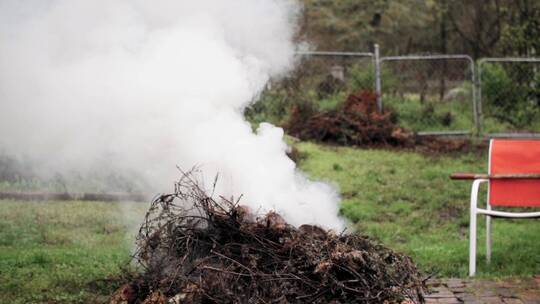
111,171 -> 425,304
286,91 -> 415,147
285,90 -> 487,154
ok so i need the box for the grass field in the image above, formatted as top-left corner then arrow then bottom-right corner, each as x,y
0,201 -> 147,304
1,143 -> 539,303
295,142 -> 540,277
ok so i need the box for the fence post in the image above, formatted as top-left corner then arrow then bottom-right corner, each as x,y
374,44 -> 383,112
468,58 -> 480,136
475,60 -> 483,136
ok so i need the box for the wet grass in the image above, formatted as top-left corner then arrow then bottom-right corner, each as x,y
0,200 -> 146,304
296,142 -> 540,278
0,143 -> 539,303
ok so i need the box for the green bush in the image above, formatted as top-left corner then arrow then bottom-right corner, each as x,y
349,63 -> 375,91
481,63 -> 540,131
349,63 -> 398,93
383,90 -> 473,132
244,89 -> 290,126
318,92 -> 347,111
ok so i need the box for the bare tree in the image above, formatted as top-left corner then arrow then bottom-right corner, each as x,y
448,0 -> 505,58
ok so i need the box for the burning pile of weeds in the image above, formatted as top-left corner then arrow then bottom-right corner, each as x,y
286,90 -> 415,147
113,171 -> 425,304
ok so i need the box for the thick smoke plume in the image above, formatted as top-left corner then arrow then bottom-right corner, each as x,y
0,0 -> 344,229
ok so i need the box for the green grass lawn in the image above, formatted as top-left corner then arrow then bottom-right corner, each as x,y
1,143 -> 539,303
0,200 -> 147,304
295,142 -> 540,278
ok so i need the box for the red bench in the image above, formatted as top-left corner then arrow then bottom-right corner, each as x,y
451,139 -> 540,276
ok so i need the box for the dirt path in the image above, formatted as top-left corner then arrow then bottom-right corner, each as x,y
425,276 -> 540,304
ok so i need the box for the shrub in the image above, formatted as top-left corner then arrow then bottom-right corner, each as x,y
482,63 -> 540,130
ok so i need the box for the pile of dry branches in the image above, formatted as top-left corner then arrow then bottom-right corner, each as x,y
113,171 -> 425,304
286,90 -> 415,147
284,90 -> 486,154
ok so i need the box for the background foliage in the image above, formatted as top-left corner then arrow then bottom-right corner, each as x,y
299,0 -> 540,58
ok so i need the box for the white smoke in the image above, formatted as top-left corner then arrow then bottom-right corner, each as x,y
0,0 -> 344,230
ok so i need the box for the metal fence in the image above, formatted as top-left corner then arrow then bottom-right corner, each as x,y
378,54 -> 476,136
290,51 -> 375,96
247,51 -> 374,125
252,46 -> 539,137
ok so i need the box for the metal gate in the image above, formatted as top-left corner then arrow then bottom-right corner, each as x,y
377,54 -> 477,136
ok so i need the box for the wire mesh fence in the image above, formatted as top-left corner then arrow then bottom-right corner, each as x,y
245,52 -> 374,126
246,47 -> 539,138
478,58 -> 540,136
286,52 -> 376,104
379,55 -> 476,135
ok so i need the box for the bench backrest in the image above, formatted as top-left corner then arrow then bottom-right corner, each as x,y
489,139 -> 540,207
